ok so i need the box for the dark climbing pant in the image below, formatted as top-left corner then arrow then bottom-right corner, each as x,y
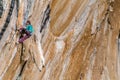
19,28 -> 31,43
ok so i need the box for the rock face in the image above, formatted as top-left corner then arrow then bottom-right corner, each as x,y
0,0 -> 120,80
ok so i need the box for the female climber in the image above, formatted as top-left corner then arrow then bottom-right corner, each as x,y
18,20 -> 34,43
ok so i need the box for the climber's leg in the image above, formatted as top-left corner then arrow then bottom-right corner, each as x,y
19,31 -> 31,43
19,35 -> 30,43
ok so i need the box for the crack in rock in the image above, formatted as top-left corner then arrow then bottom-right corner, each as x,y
0,0 -> 3,18
40,4 -> 50,33
0,0 -> 15,40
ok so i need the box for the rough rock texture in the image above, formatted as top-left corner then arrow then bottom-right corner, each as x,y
0,0 -> 120,80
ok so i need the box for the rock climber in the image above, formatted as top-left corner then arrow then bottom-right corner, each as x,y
18,20 -> 34,43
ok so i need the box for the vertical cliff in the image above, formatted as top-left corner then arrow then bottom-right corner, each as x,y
0,0 -> 120,80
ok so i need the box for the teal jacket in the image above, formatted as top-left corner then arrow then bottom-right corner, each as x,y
26,24 -> 34,33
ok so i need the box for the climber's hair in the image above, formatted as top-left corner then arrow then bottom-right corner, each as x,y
26,20 -> 31,25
